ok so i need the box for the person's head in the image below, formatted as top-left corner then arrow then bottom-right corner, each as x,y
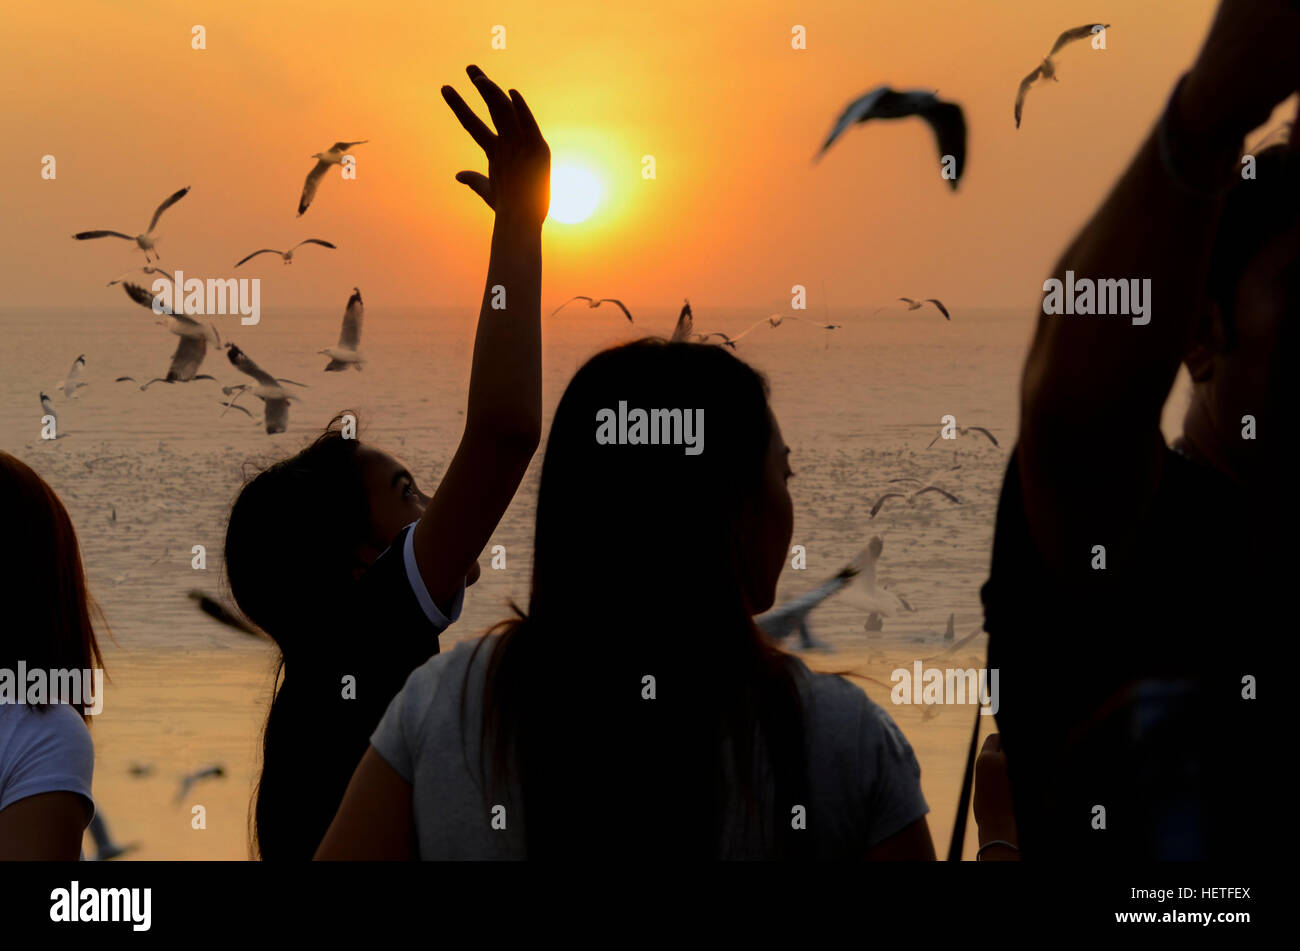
224,413 -> 435,652
0,452 -> 104,720
477,340 -> 807,859
529,338 -> 794,631
1187,143 -> 1300,477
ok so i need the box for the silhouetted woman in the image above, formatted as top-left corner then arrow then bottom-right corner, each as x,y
318,341 -> 935,860
0,452 -> 102,860
225,65 -> 550,859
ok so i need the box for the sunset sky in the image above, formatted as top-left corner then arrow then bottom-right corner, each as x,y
0,0 -> 1273,315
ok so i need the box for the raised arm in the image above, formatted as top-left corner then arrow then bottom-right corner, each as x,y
414,66 -> 550,612
1018,0 -> 1300,572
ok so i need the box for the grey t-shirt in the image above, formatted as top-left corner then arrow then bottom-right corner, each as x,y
371,636 -> 929,859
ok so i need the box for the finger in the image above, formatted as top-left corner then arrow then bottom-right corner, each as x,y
509,88 -> 543,140
441,85 -> 495,153
455,170 -> 493,208
467,64 -> 520,137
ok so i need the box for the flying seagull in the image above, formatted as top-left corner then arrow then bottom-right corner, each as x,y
223,344 -> 307,434
888,463 -> 962,488
188,589 -> 262,638
926,425 -> 999,449
57,355 -> 88,399
39,392 -> 57,430
756,556 -> 862,651
174,764 -> 226,806
121,282 -> 221,348
299,140 -> 368,216
842,536 -> 916,617
869,484 -> 961,518
817,86 -> 966,190
73,186 -> 190,262
107,265 -> 169,287
552,296 -> 633,322
670,299 -> 694,341
1015,24 -> 1110,129
902,297 -> 950,319
115,333 -> 218,389
321,287 -> 364,371
235,239 -> 336,267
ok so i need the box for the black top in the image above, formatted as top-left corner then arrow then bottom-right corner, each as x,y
257,523 -> 463,860
981,446 -> 1268,861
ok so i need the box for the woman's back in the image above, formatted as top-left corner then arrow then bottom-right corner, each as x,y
371,636 -> 929,859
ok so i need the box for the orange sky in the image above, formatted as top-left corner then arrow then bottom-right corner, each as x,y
0,0 -> 1268,315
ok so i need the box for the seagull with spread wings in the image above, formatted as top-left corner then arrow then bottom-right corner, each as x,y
299,140 -> 368,216
869,484 -> 961,518
926,424 -> 999,449
120,282 -> 221,348
321,287 -> 364,371
235,239 -> 336,267
55,355 -> 89,399
552,295 -> 634,322
817,86 -> 966,190
1015,24 -> 1111,129
73,186 -> 190,262
222,344 -> 308,434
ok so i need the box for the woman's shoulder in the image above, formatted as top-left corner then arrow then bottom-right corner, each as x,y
0,702 -> 93,750
0,704 -> 95,813
786,658 -> 913,757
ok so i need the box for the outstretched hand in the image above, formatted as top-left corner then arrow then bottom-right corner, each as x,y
441,65 -> 550,226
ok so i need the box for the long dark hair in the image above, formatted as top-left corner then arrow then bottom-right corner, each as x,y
471,340 -> 809,859
224,414 -> 373,859
0,452 -> 105,720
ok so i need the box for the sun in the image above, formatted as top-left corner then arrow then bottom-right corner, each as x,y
549,163 -> 602,224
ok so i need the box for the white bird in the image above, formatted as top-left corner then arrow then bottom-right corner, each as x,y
299,140 -> 368,216
817,86 -> 966,190
1015,24 -> 1110,129
869,484 -> 961,518
115,333 -> 219,389
926,425 -> 999,449
552,295 -> 634,322
174,764 -> 225,806
756,557 -> 862,651
320,287 -> 364,371
121,282 -> 221,348
223,344 -> 308,434
57,355 -> 89,399
842,536 -> 916,617
235,239 -> 336,268
39,392 -> 57,429
107,265 -> 169,287
73,186 -> 190,262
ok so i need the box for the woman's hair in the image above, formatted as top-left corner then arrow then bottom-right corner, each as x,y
471,340 -> 809,859
224,413 -> 372,858
0,452 -> 105,720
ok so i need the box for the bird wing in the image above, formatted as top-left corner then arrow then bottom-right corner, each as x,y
73,230 -> 134,241
168,334 -> 207,382
599,299 -> 634,322
40,394 -> 55,418
298,160 -> 330,216
147,186 -> 190,234
758,574 -> 855,629
899,297 -> 918,306
114,376 -> 136,383
730,317 -> 777,343
670,300 -> 693,341
911,485 -> 960,505
339,288 -> 363,349
924,298 -> 951,319
294,238 -> 337,251
818,85 -> 890,156
920,101 -> 966,189
550,295 -> 593,316
122,280 -> 181,316
1014,67 -> 1043,128
66,355 -> 86,385
1049,23 -> 1107,58
189,590 -> 261,637
966,426 -> 999,447
264,398 -> 290,435
331,140 -> 368,152
220,400 -> 254,419
235,249 -> 281,268
225,346 -> 278,387
870,492 -> 906,517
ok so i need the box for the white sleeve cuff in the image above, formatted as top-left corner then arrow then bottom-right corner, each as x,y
402,522 -> 466,631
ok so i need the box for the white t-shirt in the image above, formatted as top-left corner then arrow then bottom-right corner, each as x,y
372,636 -> 929,859
0,702 -> 95,822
